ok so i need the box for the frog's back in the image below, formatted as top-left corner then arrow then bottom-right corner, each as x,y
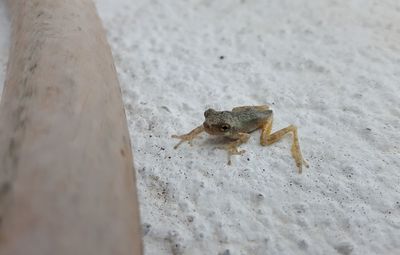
233,108 -> 272,133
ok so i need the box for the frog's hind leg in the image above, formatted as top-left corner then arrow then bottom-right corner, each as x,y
225,133 -> 250,165
232,105 -> 270,112
260,116 -> 309,173
172,125 -> 205,149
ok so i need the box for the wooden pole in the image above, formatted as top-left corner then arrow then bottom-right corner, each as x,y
0,0 -> 143,254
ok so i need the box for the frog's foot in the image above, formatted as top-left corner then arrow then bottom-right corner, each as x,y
290,142 -> 309,173
171,125 -> 205,149
171,134 -> 192,149
225,133 -> 250,165
260,115 -> 309,174
227,146 -> 246,165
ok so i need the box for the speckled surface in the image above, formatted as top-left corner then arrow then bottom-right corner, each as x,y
2,0 -> 400,254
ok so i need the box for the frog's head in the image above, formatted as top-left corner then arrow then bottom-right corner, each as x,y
203,108 -> 233,136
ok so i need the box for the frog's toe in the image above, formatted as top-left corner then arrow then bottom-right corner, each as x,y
230,149 -> 245,156
172,134 -> 185,139
173,141 -> 184,149
296,164 -> 302,174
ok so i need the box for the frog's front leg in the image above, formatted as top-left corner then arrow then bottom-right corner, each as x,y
225,133 -> 250,165
260,115 -> 309,173
172,125 -> 205,149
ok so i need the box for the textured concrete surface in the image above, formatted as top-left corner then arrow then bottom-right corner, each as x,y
2,0 -> 400,254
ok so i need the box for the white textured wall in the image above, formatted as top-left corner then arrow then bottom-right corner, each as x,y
95,0 -> 399,254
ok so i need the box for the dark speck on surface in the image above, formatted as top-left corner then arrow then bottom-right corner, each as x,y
219,249 -> 230,255
142,223 -> 151,236
334,243 -> 354,255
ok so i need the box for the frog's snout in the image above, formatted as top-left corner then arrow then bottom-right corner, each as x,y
203,122 -> 215,135
203,122 -> 210,132
203,122 -> 221,135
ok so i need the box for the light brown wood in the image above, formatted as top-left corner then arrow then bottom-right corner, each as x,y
0,0 -> 143,254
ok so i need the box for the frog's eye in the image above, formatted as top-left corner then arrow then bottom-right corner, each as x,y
220,124 -> 231,132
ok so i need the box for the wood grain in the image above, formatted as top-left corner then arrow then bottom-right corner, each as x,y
0,0 -> 143,254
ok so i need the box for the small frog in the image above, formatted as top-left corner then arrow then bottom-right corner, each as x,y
172,105 -> 309,173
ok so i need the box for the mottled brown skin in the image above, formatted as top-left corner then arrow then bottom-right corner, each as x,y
172,105 -> 309,173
